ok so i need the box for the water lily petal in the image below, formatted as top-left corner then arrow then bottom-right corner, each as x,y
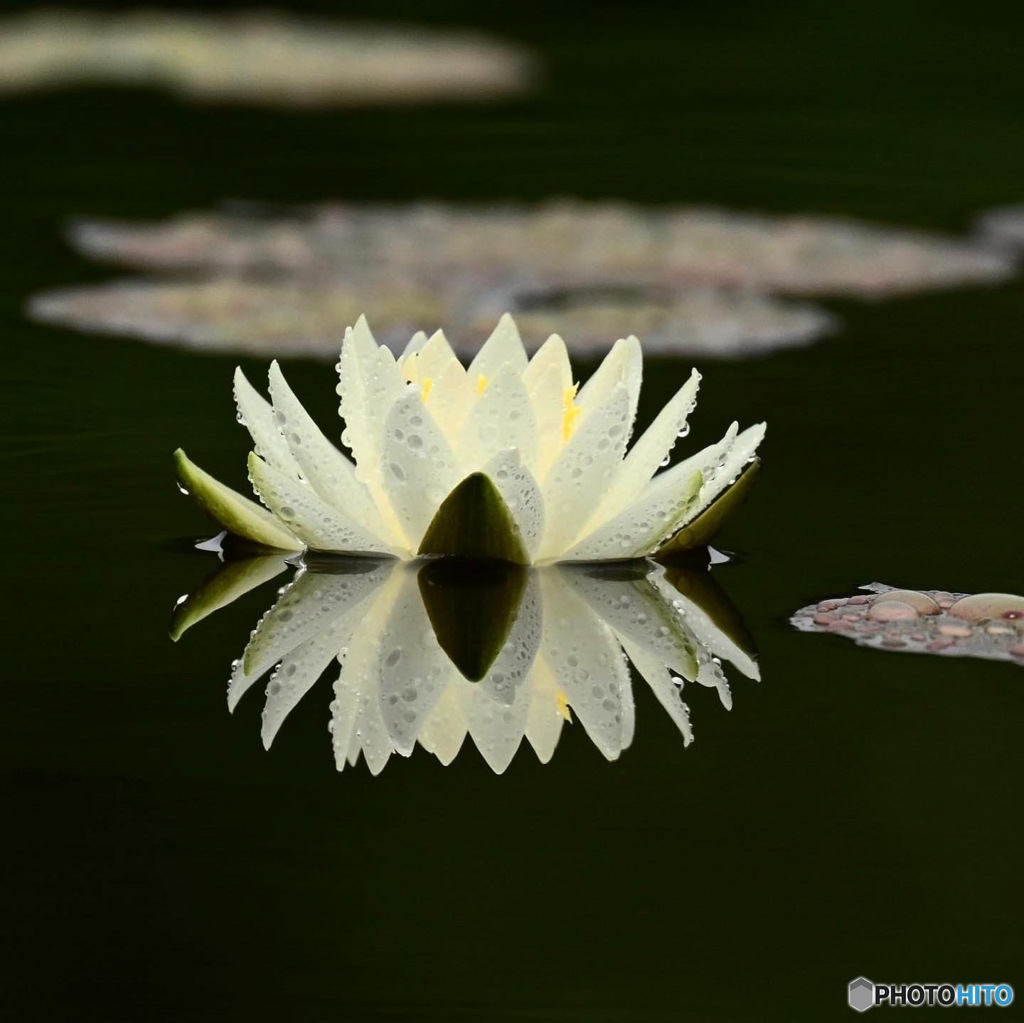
538,572 -> 633,760
648,567 -> 760,681
229,560 -> 394,710
248,452 -> 396,554
376,569 -> 450,755
619,637 -> 693,745
523,332 -> 572,393
565,419 -> 746,560
268,361 -> 404,551
330,569 -> 405,773
382,388 -> 464,546
559,568 -> 699,678
673,422 -> 766,533
468,311 -> 528,379
399,329 -> 429,371
459,363 -> 538,471
234,367 -> 302,478
586,368 -> 701,529
417,681 -> 468,766
537,382 -> 632,560
455,572 -> 540,771
418,328 -> 465,381
174,448 -> 302,551
337,316 -> 405,502
261,617 -> 351,750
576,335 -> 642,431
423,357 -> 474,442
560,467 -> 703,562
524,659 -> 565,763
458,676 -> 530,774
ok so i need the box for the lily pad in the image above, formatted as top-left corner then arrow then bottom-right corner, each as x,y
792,583 -> 1024,666
418,472 -> 531,565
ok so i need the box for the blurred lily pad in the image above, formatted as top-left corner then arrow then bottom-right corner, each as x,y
0,10 -> 534,106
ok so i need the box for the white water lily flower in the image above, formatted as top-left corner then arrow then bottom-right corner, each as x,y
175,314 -> 765,564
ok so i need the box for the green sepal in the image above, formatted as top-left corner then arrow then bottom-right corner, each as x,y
417,559 -> 528,681
169,554 -> 289,642
174,448 -> 301,551
655,458 -> 761,561
418,471 -> 531,565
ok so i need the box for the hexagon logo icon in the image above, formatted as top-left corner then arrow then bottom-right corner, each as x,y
849,977 -> 875,1012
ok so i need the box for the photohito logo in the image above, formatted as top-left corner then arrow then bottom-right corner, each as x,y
848,978 -> 1014,1011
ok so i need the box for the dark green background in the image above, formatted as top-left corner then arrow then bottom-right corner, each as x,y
2,1 -> 1022,1020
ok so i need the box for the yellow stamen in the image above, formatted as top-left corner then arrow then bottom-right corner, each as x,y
477,373 -> 489,395
420,377 -> 433,402
556,690 -> 573,722
562,383 -> 581,442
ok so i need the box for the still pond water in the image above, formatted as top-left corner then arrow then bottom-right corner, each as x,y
3,2 -> 1023,1020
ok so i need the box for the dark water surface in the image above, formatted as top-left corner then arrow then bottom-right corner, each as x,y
3,2 -> 1023,1020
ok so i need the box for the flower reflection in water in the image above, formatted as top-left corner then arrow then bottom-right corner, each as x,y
172,550 -> 759,773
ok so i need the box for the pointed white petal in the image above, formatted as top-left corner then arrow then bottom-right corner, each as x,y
337,316 -> 405,503
261,621 -> 347,749
586,369 -> 701,529
469,312 -> 528,379
523,333 -> 572,392
560,465 -> 703,562
332,567 -> 407,774
455,571 -> 541,771
381,388 -> 462,547
268,361 -> 403,551
480,449 -> 545,559
648,567 -> 760,681
376,568 -> 450,755
675,422 -> 766,530
576,335 -> 642,433
564,421 -> 743,561
619,637 -> 693,746
524,659 -> 565,764
400,328 -> 429,366
418,682 -> 468,766
538,572 -> 633,760
459,363 -> 538,471
537,382 -> 632,560
458,678 -> 529,774
248,453 -> 396,554
418,329 -> 465,380
330,662 -> 361,771
228,561 -> 394,711
234,367 -> 301,477
424,357 -> 474,442
526,361 -> 568,481
559,568 -> 699,679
